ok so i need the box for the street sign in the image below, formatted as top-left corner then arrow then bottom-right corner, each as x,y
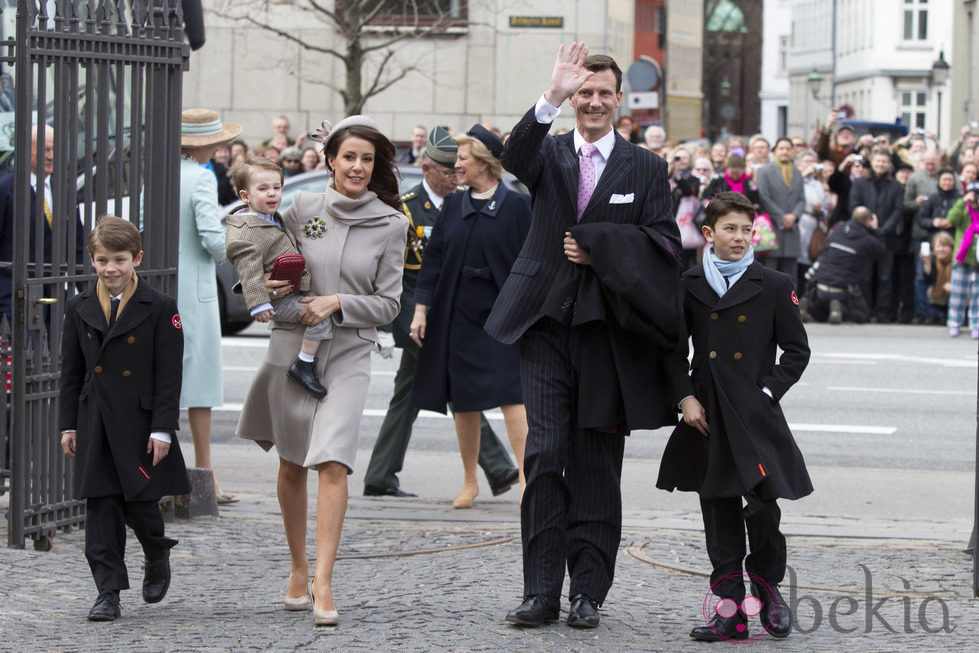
628,92 -> 659,109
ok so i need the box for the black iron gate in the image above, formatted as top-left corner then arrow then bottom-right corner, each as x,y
3,0 -> 187,548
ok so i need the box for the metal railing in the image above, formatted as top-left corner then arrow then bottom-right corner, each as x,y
4,0 -> 186,549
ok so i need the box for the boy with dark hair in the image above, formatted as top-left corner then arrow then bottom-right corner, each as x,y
657,191 -> 812,641
226,156 -> 333,398
60,216 -> 188,621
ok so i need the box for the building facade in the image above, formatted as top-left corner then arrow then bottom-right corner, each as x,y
184,0 -> 637,145
787,0 -> 956,145
759,0 -> 793,140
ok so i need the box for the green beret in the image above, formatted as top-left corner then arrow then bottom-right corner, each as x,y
425,126 -> 457,168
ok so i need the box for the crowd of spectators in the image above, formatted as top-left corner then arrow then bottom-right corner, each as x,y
219,111 -> 979,336
630,109 -> 979,334
206,115 -> 328,207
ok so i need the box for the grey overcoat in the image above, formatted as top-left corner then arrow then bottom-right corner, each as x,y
236,187 -> 408,470
755,162 -> 805,260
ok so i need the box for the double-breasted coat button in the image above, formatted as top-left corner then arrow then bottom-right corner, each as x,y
733,352 -> 743,360
93,365 -> 103,374
738,315 -> 747,323
710,312 -> 719,320
122,370 -> 131,377
127,336 -> 136,344
87,332 -> 93,340
709,351 -> 717,359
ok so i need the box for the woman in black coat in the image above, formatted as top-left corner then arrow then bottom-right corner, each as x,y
410,126 -> 531,509
702,153 -> 762,208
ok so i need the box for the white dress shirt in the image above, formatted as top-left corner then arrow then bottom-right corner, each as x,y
533,94 -> 616,184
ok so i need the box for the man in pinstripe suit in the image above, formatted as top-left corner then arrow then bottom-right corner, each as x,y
486,43 -> 681,628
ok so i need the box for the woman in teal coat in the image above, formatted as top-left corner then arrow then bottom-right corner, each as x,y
178,108 -> 241,501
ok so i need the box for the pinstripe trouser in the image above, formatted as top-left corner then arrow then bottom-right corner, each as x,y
518,318 -> 625,604
946,263 -> 979,329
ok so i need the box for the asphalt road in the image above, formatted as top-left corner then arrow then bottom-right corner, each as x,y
212,321 -> 978,534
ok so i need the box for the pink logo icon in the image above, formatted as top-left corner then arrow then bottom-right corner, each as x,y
701,571 -> 776,643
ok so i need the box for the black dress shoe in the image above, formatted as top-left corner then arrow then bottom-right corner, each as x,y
505,595 -> 560,627
287,358 -> 327,399
143,552 -> 171,604
567,594 -> 600,628
88,590 -> 121,621
690,611 -> 749,641
363,485 -> 417,497
489,468 -> 520,496
751,582 -> 791,638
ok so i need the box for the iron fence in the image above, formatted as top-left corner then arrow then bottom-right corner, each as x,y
3,0 -> 186,549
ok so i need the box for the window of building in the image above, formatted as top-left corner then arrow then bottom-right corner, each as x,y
779,35 -> 789,75
347,0 -> 468,27
900,90 -> 927,128
903,0 -> 927,41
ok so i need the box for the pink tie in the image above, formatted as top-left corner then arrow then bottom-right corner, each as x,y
577,142 -> 597,221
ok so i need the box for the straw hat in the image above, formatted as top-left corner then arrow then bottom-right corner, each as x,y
180,108 -> 242,148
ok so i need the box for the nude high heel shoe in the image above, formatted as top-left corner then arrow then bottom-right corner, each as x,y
284,579 -> 312,611
311,580 -> 339,626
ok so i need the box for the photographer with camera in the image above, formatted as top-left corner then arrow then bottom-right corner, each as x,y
795,149 -> 834,293
801,206 -> 885,324
815,109 -> 857,167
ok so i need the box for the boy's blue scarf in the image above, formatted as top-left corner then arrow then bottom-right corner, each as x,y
703,245 -> 754,298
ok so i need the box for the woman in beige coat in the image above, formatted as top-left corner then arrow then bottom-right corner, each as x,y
237,116 -> 407,627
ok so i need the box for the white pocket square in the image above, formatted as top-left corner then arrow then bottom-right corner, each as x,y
609,193 -> 634,204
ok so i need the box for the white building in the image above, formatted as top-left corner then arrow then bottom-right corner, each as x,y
787,0 -> 954,144
183,0 -> 636,145
759,0 -> 793,140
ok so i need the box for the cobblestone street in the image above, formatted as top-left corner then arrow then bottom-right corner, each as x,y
2,470 -> 974,652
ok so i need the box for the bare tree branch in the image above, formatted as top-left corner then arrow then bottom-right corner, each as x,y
363,49 -> 410,99
210,0 -> 468,115
238,15 -> 346,61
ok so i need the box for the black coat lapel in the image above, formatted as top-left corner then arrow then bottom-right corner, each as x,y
555,131 -> 578,210
714,262 -> 764,310
686,269 -> 719,307
76,288 -> 108,333
585,134 -> 633,219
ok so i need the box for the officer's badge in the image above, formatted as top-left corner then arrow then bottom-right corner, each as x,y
791,290 -> 799,306
172,314 -> 182,329
424,201 -> 431,210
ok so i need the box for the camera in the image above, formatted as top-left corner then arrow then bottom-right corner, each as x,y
813,163 -> 824,172
673,155 -> 682,162
916,128 -> 926,136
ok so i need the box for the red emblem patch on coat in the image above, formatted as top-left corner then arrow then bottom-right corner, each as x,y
172,314 -> 182,329
791,291 -> 799,306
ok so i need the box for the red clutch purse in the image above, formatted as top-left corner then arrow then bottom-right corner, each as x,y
270,253 -> 305,289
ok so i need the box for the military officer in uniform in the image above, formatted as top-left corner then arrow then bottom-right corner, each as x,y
363,126 -> 521,497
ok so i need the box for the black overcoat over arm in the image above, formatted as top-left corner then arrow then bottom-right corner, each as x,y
485,106 -> 680,345
563,222 -> 683,431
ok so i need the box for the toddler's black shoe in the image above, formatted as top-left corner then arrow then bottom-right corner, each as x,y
288,358 -> 327,399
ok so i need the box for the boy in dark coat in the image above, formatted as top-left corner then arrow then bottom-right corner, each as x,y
656,192 -> 811,642
59,217 -> 188,621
